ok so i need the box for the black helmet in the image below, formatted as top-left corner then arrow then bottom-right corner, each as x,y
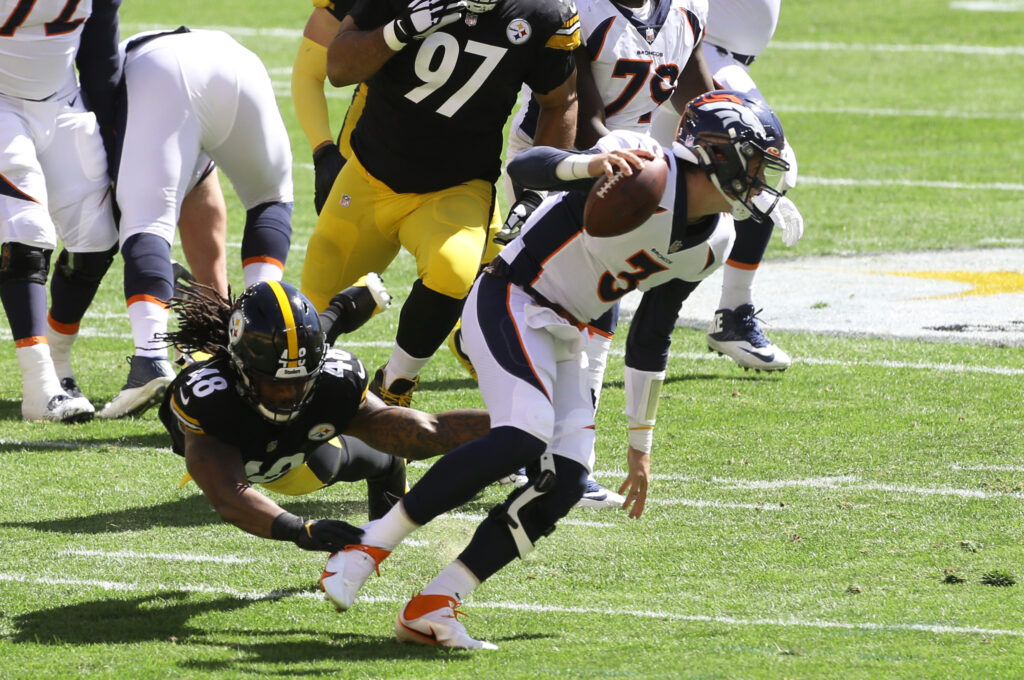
227,280 -> 326,423
677,90 -> 790,222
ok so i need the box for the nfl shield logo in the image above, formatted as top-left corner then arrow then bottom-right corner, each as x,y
645,27 -> 655,43
340,194 -> 351,207
465,12 -> 478,26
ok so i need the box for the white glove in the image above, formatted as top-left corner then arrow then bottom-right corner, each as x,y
770,195 -> 804,247
383,0 -> 467,50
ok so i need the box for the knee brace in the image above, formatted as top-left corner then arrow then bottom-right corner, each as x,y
489,452 -> 561,558
54,245 -> 118,286
0,242 -> 52,285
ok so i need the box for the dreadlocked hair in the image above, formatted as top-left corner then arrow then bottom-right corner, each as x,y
158,283 -> 234,359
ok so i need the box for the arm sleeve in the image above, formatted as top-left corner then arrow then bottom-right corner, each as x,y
507,146 -> 598,194
624,279 -> 698,372
292,37 -> 334,151
76,0 -> 122,140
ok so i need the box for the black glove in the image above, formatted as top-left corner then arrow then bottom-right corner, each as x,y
494,189 -> 545,246
313,143 -> 346,215
271,512 -> 364,552
385,0 -> 466,49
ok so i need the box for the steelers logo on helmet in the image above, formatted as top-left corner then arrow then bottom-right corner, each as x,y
227,280 -> 327,424
228,310 -> 244,345
678,89 -> 791,223
507,19 -> 532,45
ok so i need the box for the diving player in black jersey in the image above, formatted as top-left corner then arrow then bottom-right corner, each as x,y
158,279 -> 489,554
299,0 -> 582,410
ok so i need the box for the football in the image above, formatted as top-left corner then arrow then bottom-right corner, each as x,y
583,154 -> 668,238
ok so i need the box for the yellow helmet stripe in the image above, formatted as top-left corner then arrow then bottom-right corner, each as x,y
267,280 -> 299,367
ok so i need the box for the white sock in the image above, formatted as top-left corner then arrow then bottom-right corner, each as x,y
421,560 -> 480,602
243,261 -> 284,287
383,345 -> 429,386
718,264 -> 758,310
362,501 -> 419,550
45,324 -> 76,381
17,343 -> 63,399
127,300 -> 170,359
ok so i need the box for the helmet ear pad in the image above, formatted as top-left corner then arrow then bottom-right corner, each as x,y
227,280 -> 327,423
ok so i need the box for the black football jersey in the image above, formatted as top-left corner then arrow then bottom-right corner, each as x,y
318,0 -> 356,23
348,0 -> 581,193
158,348 -> 368,484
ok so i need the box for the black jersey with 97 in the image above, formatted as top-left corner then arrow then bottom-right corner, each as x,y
158,348 -> 368,484
348,0 -> 581,194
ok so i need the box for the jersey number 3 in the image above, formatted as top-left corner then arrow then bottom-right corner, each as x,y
405,33 -> 507,117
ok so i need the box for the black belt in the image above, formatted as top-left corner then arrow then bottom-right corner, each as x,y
483,259 -> 585,328
715,45 -> 757,66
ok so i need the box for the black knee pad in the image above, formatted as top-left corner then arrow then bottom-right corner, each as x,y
0,242 -> 52,285
54,245 -> 118,285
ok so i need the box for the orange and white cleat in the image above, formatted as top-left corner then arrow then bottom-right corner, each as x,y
395,592 -> 497,650
319,544 -> 391,612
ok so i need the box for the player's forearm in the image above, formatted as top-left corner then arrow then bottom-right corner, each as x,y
292,37 -> 334,150
351,408 -> 490,460
327,21 -> 395,86
206,483 -> 285,539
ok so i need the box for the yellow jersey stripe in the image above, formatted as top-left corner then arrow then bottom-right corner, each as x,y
267,280 -> 299,367
546,15 -> 582,51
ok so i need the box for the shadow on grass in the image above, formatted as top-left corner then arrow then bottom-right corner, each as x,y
0,494 -> 368,534
10,590 -> 548,668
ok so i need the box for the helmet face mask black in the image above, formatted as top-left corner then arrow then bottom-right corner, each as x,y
678,90 -> 791,222
227,280 -> 326,424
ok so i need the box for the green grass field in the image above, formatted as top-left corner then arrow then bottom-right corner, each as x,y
2,1 -> 1023,678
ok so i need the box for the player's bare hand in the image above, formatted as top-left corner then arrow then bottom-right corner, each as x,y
618,446 -> 651,519
588,148 -> 656,179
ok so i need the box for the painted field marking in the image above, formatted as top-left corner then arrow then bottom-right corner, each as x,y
61,549 -> 255,564
2,572 -> 1021,639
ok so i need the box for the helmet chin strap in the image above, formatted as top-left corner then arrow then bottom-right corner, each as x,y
708,174 -> 752,220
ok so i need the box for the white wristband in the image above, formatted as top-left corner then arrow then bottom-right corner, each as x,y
628,423 -> 654,454
382,21 -> 406,52
555,154 -> 594,181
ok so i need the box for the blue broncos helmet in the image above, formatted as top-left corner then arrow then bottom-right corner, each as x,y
677,90 -> 791,222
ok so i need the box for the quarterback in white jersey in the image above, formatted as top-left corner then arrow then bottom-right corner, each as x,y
316,94 -> 789,651
98,27 -> 296,420
0,0 -> 121,422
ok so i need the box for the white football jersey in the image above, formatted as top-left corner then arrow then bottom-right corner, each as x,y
500,129 -> 734,324
0,0 -> 92,99
704,0 -> 780,58
577,0 -> 707,132
507,0 -> 706,143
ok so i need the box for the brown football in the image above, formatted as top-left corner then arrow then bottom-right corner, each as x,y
583,155 -> 668,238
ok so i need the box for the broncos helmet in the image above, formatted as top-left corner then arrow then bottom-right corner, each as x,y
227,280 -> 326,424
677,90 -> 791,222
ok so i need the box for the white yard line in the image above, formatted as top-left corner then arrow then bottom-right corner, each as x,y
951,463 -> 1024,473
61,549 -> 255,564
2,572 -> 1021,638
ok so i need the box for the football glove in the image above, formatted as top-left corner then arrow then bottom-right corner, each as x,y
383,0 -> 467,50
312,143 -> 346,215
494,189 -> 545,246
272,512 -> 364,552
770,195 -> 804,247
